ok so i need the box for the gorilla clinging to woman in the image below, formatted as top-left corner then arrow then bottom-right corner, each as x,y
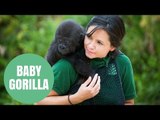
46,20 -> 95,87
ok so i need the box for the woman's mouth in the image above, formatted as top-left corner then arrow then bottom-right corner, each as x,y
86,48 -> 95,56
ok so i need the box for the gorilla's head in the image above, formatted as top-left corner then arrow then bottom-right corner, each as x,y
55,20 -> 85,55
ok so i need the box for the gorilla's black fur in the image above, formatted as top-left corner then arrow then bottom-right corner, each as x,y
46,20 -> 95,84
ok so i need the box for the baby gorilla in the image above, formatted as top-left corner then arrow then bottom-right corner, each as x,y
46,20 -> 95,85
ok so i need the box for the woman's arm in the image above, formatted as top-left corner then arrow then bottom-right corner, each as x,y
36,74 -> 100,105
124,99 -> 134,105
35,91 -> 71,105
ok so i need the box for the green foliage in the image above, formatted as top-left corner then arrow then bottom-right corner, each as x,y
122,15 -> 160,105
62,15 -> 93,27
0,89 -> 22,105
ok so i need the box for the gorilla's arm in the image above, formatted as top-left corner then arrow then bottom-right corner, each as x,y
46,41 -> 62,66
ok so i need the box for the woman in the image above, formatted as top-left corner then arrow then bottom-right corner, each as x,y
36,15 -> 136,105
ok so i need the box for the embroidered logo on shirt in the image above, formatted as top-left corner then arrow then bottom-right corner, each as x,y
107,63 -> 117,75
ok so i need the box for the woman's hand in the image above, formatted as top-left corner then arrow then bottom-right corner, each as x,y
71,73 -> 101,103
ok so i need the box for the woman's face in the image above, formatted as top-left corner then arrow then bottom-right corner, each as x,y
84,26 -> 115,59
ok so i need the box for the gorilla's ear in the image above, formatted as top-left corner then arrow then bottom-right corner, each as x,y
80,32 -> 85,41
78,32 -> 85,47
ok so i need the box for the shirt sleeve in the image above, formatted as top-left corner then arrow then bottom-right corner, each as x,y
117,55 -> 137,100
52,59 -> 78,95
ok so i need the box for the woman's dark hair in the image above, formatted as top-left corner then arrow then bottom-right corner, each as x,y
86,15 -> 125,48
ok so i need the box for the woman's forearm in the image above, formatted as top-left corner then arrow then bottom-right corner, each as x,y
35,94 -> 83,105
124,99 -> 134,105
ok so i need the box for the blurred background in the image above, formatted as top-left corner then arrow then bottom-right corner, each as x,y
0,15 -> 160,105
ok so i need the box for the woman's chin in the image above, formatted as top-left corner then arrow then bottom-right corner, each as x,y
85,53 -> 95,59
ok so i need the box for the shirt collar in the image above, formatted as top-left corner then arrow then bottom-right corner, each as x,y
91,56 -> 110,69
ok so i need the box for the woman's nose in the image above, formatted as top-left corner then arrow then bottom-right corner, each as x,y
88,41 -> 95,50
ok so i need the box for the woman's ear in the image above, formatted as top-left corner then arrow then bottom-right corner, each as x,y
110,46 -> 116,51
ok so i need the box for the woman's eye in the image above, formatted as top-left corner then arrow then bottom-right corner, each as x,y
97,41 -> 103,45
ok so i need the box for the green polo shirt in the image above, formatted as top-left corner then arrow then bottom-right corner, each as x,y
52,59 -> 78,95
52,53 -> 136,103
